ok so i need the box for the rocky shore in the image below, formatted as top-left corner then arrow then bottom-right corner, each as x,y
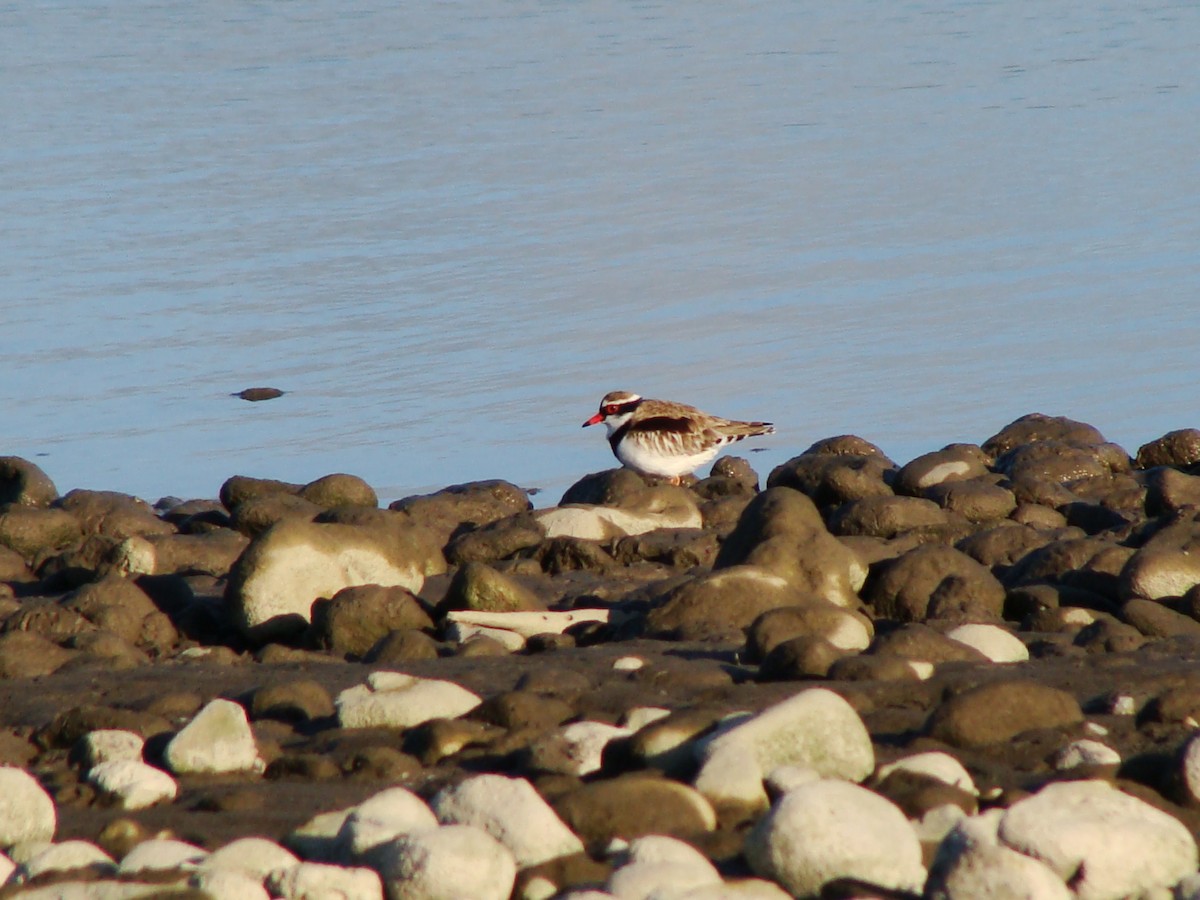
4,413 -> 1200,898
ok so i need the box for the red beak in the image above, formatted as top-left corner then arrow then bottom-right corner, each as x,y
582,413 -> 604,427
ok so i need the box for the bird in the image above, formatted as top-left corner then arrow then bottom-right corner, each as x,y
582,390 -> 774,484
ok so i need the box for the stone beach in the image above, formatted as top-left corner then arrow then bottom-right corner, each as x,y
4,414 -> 1200,897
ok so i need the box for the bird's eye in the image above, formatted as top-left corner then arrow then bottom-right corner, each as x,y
605,405 -> 619,415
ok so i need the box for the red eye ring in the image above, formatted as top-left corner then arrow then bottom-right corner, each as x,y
604,405 -> 620,415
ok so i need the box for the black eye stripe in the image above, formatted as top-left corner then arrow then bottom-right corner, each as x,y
604,400 -> 639,416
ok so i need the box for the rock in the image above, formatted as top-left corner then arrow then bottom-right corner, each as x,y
372,825 -> 516,900
956,523 -> 1058,569
231,493 -> 323,536
925,813 -> 1071,900
893,446 -> 989,496
536,495 -> 702,542
3,597 -> 95,642
336,786 -> 439,862
0,507 -> 81,560
86,759 -> 177,810
1144,466 -> 1200,516
309,584 -> 434,658
1137,429 -> 1200,468
1053,739 -> 1121,771
441,562 -> 547,613
78,729 -> 145,768
446,512 -> 546,564
17,840 -> 115,881
54,489 -> 173,540
286,808 -> 352,862
366,629 -> 441,664
525,721 -> 631,776
945,623 -> 1029,663
866,544 -> 1005,623
1121,597 -> 1200,639
268,861 -> 384,900
250,680 -> 335,724
0,457 -> 58,507
110,530 -> 249,578
694,689 -> 874,813
431,774 -> 584,867
0,768 -> 55,848
391,480 -> 532,547
118,837 -> 208,873
299,473 -> 379,508
163,698 -> 263,775
828,495 -> 952,538
1120,547 -> 1200,600
643,567 -> 820,641
199,836 -> 299,880
336,671 -> 482,729
611,529 -> 720,568
927,680 -> 1083,749
766,444 -> 895,508
607,859 -> 722,898
998,780 -> 1198,900
746,603 -> 873,660
744,779 -> 925,897
982,414 -> 1107,457
62,575 -> 174,649
713,488 -> 866,607
191,868 -> 272,900
924,479 -> 1017,523
0,631 -> 74,679
757,636 -> 845,680
874,751 -> 978,795
220,474 -> 303,510
869,623 -> 990,664
226,517 -> 445,641
554,775 -> 716,849
997,441 -> 1118,485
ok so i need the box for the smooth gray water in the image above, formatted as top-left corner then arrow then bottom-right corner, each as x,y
3,2 -> 1199,504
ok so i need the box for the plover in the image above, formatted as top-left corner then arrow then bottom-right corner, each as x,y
582,390 -> 774,484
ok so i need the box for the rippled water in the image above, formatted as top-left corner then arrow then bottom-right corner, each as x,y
3,2 -> 1198,505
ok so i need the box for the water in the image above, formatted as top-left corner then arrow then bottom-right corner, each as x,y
3,2 -> 1198,506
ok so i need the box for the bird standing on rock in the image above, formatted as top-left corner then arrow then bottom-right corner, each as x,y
582,390 -> 774,485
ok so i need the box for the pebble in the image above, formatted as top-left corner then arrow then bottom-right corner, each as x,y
17,840 -> 115,881
336,786 -> 439,863
267,861 -> 384,900
336,671 -> 482,729
87,759 -> 178,809
944,623 -> 1029,663
191,868 -> 272,900
372,825 -> 516,900
117,837 -> 208,873
198,836 -> 299,880
926,812 -> 1071,900
163,698 -> 263,775
0,766 -> 56,846
79,729 -> 145,768
874,751 -> 978,795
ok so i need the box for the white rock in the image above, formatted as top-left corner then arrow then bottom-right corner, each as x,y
925,813 -> 1071,900
694,688 -> 874,810
163,698 -> 262,775
336,672 -> 482,729
665,881 -> 792,900
444,609 -> 609,637
80,730 -> 145,768
618,835 -> 717,870
907,660 -> 936,680
540,721 -> 632,776
621,707 -> 671,731
200,836 -> 299,880
875,751 -> 978,795
536,502 -> 701,541
608,860 -> 722,899
744,779 -> 926,897
286,808 -> 353,862
763,765 -> 821,797
998,779 -> 1198,900
227,517 -> 443,641
17,840 -> 115,881
0,766 -> 56,847
1053,739 -> 1121,771
336,786 -> 439,862
0,852 -> 13,885
912,803 -> 969,846
190,868 -> 271,900
612,656 -> 645,671
1110,693 -> 1137,715
1182,732 -> 1200,805
373,825 -> 516,900
267,861 -> 384,900
431,774 -> 584,867
945,623 -> 1029,663
118,838 -> 208,873
443,621 -> 527,650
87,759 -> 178,810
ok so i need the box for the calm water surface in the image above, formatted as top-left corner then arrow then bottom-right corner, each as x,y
3,2 -> 1199,504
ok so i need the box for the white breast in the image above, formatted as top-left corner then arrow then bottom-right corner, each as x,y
615,432 -> 723,478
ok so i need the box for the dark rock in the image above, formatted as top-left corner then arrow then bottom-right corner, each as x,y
995,441 -> 1118,486
826,654 -> 925,683
0,507 -> 82,561
309,584 -> 434,658
391,480 -> 532,547
982,414 -> 1107,457
1006,475 -> 1081,509
475,691 -> 576,731
266,753 -> 341,781
1010,503 -> 1070,529
757,636 -> 845,680
2,598 -> 95,642
220,475 -> 303,511
63,575 -> 177,651
1004,538 -> 1118,588
1137,429 -> 1200,469
713,488 -> 865,607
114,529 -> 250,578
1059,502 -> 1132,536
1072,618 -> 1148,654
828,495 -> 951,539
234,387 -> 284,402
298,473 -> 378,509
37,704 -> 172,749
0,457 -> 58,508
643,569 -> 821,642
865,544 -> 1005,623
924,480 -> 1016,523
869,623 -> 988,663
1122,599 -> 1200,640
693,456 -> 761,499
560,469 -> 652,507
0,631 -> 74,679
403,717 -> 503,765
229,493 -> 323,538
0,546 -> 32,582
67,631 -> 148,669
441,562 -> 547,614
926,575 -> 1007,623
927,680 -> 1083,748
955,523 -> 1058,569
536,538 -> 615,575
54,490 -> 173,540
610,530 -> 719,569
338,745 -> 422,781
364,629 -> 441,664
553,773 -> 715,850
250,680 -> 335,723
766,452 -> 894,509
745,603 -> 872,661
445,512 -> 546,565
1143,467 -> 1200,517
894,446 -> 990,497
